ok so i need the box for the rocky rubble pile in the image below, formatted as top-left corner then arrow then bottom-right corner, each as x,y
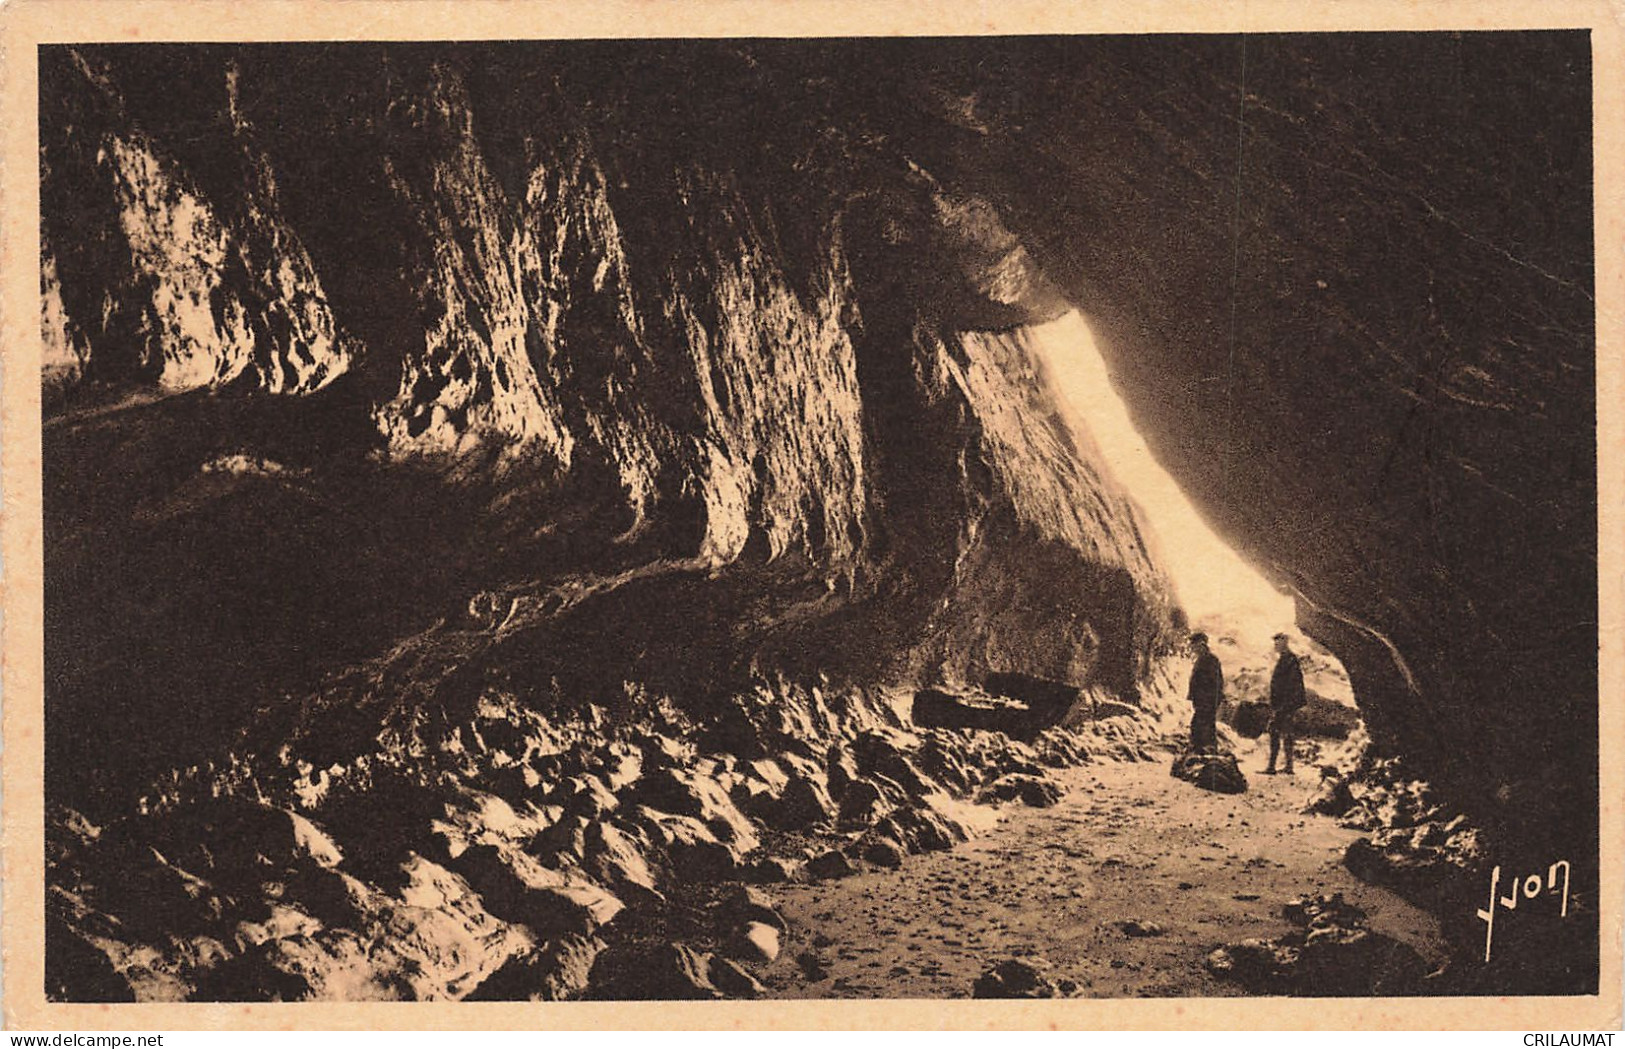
971,958 -> 1077,999
48,678 -> 1158,1001
1170,749 -> 1248,795
576,885 -> 791,1000
1204,893 -> 1430,996
1304,757 -> 1486,901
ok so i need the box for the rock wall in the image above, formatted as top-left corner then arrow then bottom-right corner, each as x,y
40,44 -> 1179,810
41,52 -> 350,402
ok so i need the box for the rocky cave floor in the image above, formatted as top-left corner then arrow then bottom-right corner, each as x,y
49,676 -> 1499,1003
760,756 -> 1449,999
585,735 -> 1468,1002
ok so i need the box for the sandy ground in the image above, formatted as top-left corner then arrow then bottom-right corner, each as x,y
761,750 -> 1450,998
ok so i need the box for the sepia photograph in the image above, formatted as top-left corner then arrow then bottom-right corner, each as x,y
3,0 -> 1621,1031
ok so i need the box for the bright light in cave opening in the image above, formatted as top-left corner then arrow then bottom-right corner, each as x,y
1031,311 -> 1296,632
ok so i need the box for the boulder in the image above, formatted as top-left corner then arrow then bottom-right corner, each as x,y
90,844 -> 225,944
639,734 -> 695,772
584,821 -> 661,902
1304,775 -> 1357,817
776,750 -> 825,781
972,958 -> 1059,998
912,688 -> 1035,738
771,772 -> 836,831
729,921 -> 781,964
742,856 -> 804,884
724,885 -> 787,931
1115,919 -> 1165,938
191,937 -> 328,1001
524,884 -> 624,939
1206,892 -> 1429,995
877,803 -> 969,854
837,778 -> 889,826
1342,836 -> 1464,899
233,902 -> 322,949
598,747 -> 643,793
914,738 -> 978,792
451,843 -> 560,908
747,758 -> 790,794
445,787 -> 528,839
634,808 -> 741,880
806,850 -> 857,880
553,774 -> 619,819
1204,939 -> 1298,987
152,797 -> 349,884
1293,694 -> 1362,740
729,777 -> 781,819
282,864 -> 365,930
587,942 -> 722,1000
1171,751 -> 1248,794
850,731 -> 933,795
527,814 -> 590,866
1281,893 -> 1365,928
633,768 -> 758,854
859,837 -> 906,869
449,844 -> 620,937
983,672 -> 1085,726
1338,802 -> 1378,831
1295,924 -> 1428,995
191,855 -> 529,1001
976,773 -> 1062,808
465,934 -> 606,1001
707,956 -> 767,998
825,748 -> 861,802
1032,732 -> 1076,767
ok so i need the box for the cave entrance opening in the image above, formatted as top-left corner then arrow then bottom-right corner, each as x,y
1029,310 -> 1360,749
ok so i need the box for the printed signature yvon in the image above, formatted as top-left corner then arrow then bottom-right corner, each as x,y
1476,861 -> 1571,963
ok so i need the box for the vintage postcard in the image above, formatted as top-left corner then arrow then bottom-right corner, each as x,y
2,0 -> 1621,1031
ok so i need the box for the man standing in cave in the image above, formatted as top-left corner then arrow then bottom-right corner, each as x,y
1186,632 -> 1223,752
1265,632 -> 1307,774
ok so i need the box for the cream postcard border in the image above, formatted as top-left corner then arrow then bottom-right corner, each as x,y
2,0 -> 1620,1030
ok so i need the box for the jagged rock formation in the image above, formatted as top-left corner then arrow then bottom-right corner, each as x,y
42,44 -> 1178,806
41,43 -> 1185,1000
1205,893 -> 1430,996
39,35 -> 1596,997
47,679 -> 1172,1000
